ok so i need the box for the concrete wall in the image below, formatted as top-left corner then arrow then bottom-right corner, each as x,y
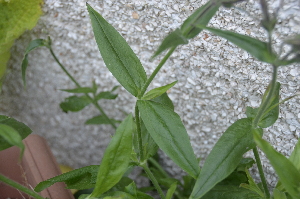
1,0 -> 299,186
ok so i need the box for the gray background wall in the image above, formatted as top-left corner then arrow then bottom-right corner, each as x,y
1,0 -> 300,187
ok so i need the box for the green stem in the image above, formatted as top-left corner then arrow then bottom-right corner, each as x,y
135,104 -> 144,161
148,157 -> 170,178
49,47 -> 117,129
138,47 -> 176,98
141,163 -> 166,199
253,147 -> 270,199
252,65 -> 278,128
0,174 -> 46,199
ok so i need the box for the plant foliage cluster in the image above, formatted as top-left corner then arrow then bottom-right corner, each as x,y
0,0 -> 300,198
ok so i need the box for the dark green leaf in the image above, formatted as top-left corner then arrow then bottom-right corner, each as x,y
152,29 -> 188,58
91,114 -> 133,197
254,131 -> 300,199
236,158 -> 256,172
151,93 -> 174,110
199,26 -> 277,64
201,185 -> 262,199
0,115 -> 32,151
181,1 -> 221,39
34,165 -> 99,192
87,3 -> 147,97
140,120 -> 158,160
137,100 -> 200,179
61,87 -> 95,94
95,91 -> 118,101
246,106 -> 258,119
21,38 -> 49,86
0,124 -> 24,154
85,115 -> 121,125
190,118 -> 257,199
60,95 -> 91,112
141,81 -> 177,100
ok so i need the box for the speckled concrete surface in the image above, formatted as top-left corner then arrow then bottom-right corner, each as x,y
0,0 -> 299,187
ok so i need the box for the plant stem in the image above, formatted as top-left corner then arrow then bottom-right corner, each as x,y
49,47 -> 117,129
253,147 -> 270,199
148,157 -> 170,178
138,47 -> 176,98
0,174 -> 46,199
135,104 -> 144,161
141,163 -> 166,199
252,65 -> 278,128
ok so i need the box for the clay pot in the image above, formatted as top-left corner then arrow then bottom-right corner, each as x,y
0,134 -> 74,199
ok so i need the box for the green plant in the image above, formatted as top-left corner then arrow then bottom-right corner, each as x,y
1,0 -> 300,198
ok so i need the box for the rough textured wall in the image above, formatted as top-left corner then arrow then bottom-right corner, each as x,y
1,0 -> 299,186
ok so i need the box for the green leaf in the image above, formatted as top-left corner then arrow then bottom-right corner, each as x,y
21,39 -> 48,86
166,182 -> 177,199
190,118 -> 257,199
181,1 -> 221,39
124,182 -> 137,197
60,95 -> 91,112
0,124 -> 24,154
236,158 -> 256,172
137,100 -> 200,179
85,115 -> 121,125
95,91 -> 118,101
87,3 -> 147,97
140,120 -> 158,160
201,185 -> 262,199
102,191 -> 136,199
151,93 -> 174,110
289,138 -> 300,172
254,131 -> 300,199
91,114 -> 133,197
273,189 -> 288,199
34,165 -> 99,192
141,81 -> 177,100
0,115 -> 32,151
60,87 -> 96,94
199,26 -> 277,64
152,29 -> 188,58
1,0 -> 42,81
240,169 -> 265,198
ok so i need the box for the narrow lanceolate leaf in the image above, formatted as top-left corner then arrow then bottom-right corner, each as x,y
0,115 -> 32,151
142,81 -> 177,100
199,26 -> 277,64
22,39 -> 48,86
60,87 -> 95,94
191,118 -> 257,199
0,124 -> 24,154
85,115 -> 121,125
181,1 -> 221,39
91,114 -> 133,197
34,165 -> 99,192
151,93 -> 174,110
60,95 -> 91,112
137,100 -> 200,179
87,3 -> 147,97
254,131 -> 300,199
152,29 -> 188,59
166,182 -> 177,199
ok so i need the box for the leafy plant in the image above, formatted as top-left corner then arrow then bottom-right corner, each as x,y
1,0 -> 300,199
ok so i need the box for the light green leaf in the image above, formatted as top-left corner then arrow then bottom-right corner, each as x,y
21,39 -> 48,86
0,115 -> 32,151
190,118 -> 257,199
91,114 -> 133,197
273,189 -> 288,199
199,26 -> 277,64
240,169 -> 265,198
87,3 -> 147,97
137,100 -> 200,179
85,115 -> 121,125
61,87 -> 96,94
102,191 -> 136,199
152,29 -> 188,59
34,165 -> 99,192
142,81 -> 177,100
254,131 -> 300,199
151,93 -> 174,110
0,124 -> 24,154
1,0 -> 43,81
59,95 -> 91,112
166,182 -> 177,199
181,1 -> 221,39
